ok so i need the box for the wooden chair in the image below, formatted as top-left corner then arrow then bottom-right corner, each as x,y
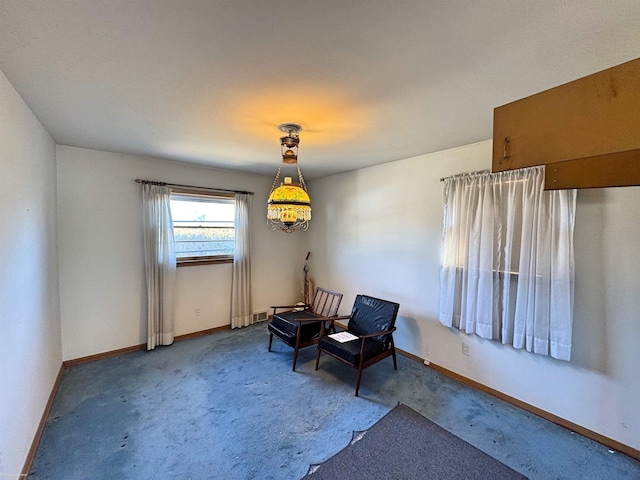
267,287 -> 343,371
315,294 -> 400,396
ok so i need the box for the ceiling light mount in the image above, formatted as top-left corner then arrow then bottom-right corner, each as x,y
278,123 -> 301,164
278,123 -> 302,134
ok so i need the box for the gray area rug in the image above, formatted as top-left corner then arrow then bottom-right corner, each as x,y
305,403 -> 528,479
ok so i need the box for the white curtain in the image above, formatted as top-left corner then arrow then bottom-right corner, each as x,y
142,184 -> 176,350
439,166 -> 576,361
231,193 -> 252,328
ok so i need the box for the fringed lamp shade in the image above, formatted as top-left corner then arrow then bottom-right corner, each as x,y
267,177 -> 311,232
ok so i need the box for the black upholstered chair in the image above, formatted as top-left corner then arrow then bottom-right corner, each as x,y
315,294 -> 400,396
268,287 -> 343,371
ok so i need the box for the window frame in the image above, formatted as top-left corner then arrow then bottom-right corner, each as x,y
170,188 -> 235,267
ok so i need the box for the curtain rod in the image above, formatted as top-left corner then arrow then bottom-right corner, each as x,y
440,169 -> 491,182
135,179 -> 254,195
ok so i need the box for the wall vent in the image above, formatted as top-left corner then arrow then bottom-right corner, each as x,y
252,309 -> 269,323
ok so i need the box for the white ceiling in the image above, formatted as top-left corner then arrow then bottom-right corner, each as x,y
1,1 -> 639,179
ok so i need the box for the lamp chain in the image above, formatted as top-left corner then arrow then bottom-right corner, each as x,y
270,165 -> 282,193
297,165 -> 308,192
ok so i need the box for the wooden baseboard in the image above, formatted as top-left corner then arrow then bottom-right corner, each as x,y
174,325 -> 231,343
63,343 -> 146,368
395,347 -> 423,364
395,349 -> 640,462
21,364 -> 64,478
63,324 -> 232,368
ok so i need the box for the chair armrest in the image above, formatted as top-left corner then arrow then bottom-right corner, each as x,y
271,304 -> 310,315
358,327 -> 397,356
318,315 -> 350,328
318,315 -> 348,335
271,303 -> 310,310
286,312 -> 341,323
292,315 -> 332,323
357,326 -> 396,339
328,315 -> 351,322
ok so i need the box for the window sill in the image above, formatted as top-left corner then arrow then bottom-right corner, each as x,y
177,257 -> 233,267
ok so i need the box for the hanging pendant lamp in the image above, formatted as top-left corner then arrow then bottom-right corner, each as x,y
267,123 -> 311,233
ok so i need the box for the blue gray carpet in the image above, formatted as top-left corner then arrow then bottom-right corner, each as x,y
30,323 -> 640,479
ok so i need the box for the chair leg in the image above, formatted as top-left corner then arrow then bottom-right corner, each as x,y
292,326 -> 303,371
315,346 -> 321,370
355,363 -> 364,396
292,347 -> 299,372
391,345 -> 398,370
268,332 -> 273,352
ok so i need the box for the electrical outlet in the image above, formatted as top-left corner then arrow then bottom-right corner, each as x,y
462,342 -> 471,356
195,307 -> 201,316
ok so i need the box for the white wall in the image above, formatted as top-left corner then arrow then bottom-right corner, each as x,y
305,140 -> 640,452
57,146 -> 304,360
0,70 -> 61,479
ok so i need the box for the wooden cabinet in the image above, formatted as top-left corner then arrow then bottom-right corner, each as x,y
492,58 -> 640,189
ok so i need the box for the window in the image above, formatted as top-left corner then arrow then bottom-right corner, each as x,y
170,190 -> 235,265
439,166 -> 577,361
